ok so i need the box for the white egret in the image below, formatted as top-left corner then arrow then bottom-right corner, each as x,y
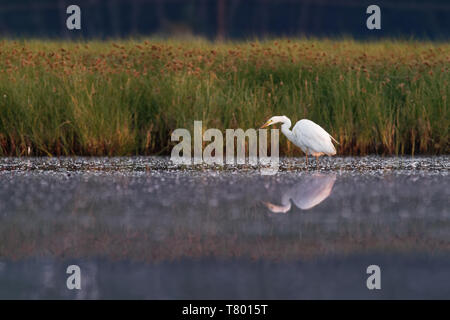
260,116 -> 339,165
263,174 -> 336,213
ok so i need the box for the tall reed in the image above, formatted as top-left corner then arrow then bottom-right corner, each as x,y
0,38 -> 448,156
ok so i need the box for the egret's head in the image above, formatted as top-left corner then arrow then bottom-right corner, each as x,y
262,201 -> 291,213
260,116 -> 288,129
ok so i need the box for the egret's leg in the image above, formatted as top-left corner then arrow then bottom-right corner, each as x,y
305,153 -> 309,166
315,156 -> 319,168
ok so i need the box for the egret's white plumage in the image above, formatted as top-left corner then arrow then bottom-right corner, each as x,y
261,116 -> 338,165
263,174 -> 336,213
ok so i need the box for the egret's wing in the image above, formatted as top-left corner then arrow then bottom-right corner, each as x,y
294,120 -> 336,155
292,174 -> 336,210
329,134 -> 340,145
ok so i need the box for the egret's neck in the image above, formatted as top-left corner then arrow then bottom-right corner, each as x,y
281,193 -> 292,207
278,201 -> 292,213
281,119 -> 295,143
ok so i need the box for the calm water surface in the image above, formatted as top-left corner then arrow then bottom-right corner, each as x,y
0,156 -> 448,299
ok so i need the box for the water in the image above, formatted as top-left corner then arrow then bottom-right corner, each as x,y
0,156 -> 449,299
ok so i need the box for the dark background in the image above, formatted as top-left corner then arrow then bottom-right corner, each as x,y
0,0 -> 449,39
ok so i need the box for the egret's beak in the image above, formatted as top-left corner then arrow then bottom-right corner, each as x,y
260,120 -> 272,129
261,201 -> 274,209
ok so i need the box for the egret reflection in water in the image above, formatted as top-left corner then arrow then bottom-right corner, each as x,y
263,174 -> 337,213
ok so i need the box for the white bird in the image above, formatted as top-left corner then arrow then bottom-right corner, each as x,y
260,116 -> 339,165
263,173 -> 337,213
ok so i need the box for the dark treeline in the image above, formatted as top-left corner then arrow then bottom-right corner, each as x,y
0,0 -> 448,40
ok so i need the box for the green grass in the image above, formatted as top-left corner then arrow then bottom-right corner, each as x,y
0,38 -> 448,156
